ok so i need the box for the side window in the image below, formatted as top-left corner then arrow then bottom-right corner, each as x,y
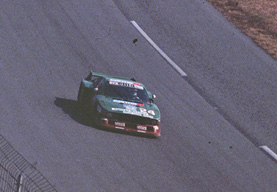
91,77 -> 104,89
85,72 -> 101,85
92,77 -> 101,86
97,78 -> 105,92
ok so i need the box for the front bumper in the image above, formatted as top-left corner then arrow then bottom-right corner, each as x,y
96,117 -> 161,137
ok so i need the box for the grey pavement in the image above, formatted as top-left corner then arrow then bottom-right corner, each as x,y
0,0 -> 276,191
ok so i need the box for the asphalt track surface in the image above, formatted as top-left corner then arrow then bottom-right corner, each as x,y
0,0 -> 276,191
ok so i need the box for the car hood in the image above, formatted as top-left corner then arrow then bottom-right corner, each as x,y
96,95 -> 161,120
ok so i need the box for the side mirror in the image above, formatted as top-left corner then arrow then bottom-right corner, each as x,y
150,94 -> 156,103
94,87 -> 99,92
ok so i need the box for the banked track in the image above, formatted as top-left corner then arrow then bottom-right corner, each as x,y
0,0 -> 276,191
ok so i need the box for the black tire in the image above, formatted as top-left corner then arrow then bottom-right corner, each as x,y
93,106 -> 100,126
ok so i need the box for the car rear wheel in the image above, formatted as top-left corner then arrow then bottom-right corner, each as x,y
78,84 -> 85,105
93,106 -> 100,126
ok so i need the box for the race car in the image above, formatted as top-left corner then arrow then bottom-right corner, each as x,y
78,71 -> 161,137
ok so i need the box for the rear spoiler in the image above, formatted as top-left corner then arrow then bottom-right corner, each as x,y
90,71 -> 107,77
88,71 -> 136,82
84,71 -> 106,80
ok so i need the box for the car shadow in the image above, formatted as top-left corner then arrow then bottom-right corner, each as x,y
54,97 -> 157,139
54,97 -> 94,127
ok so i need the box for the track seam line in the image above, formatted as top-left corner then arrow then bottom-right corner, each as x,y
130,20 -> 187,77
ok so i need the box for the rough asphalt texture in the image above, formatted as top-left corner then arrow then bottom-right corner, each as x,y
0,0 -> 276,191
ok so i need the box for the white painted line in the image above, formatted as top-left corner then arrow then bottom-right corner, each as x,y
17,174 -> 23,192
130,20 -> 187,77
259,145 -> 277,161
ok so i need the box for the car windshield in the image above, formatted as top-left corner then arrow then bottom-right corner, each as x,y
103,81 -> 150,103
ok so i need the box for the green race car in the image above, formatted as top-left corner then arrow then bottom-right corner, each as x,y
78,71 -> 161,137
